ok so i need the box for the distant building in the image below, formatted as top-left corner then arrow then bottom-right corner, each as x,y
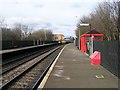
53,34 -> 64,42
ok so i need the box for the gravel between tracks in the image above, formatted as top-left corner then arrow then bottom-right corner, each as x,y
1,46 -> 61,88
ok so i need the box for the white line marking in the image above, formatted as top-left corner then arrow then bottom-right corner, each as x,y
37,45 -> 67,89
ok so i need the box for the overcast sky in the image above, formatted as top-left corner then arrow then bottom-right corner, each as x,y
0,0 -> 105,37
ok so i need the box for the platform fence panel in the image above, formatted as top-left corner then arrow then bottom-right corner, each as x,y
93,40 -> 119,78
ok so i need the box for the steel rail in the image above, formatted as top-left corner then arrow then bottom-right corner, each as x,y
1,46 -> 62,89
31,48 -> 62,90
2,46 -> 57,74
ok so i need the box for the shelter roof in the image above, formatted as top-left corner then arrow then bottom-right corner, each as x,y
86,30 -> 101,34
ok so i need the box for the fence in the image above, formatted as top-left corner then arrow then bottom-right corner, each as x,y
2,40 -> 59,50
2,40 -> 34,50
93,40 -> 119,77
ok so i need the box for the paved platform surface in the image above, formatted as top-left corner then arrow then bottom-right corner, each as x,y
41,43 -> 118,89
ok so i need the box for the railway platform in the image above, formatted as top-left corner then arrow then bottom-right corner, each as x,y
38,43 -> 118,89
1,43 -> 54,54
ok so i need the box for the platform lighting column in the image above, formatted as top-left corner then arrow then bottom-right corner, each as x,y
89,24 -> 92,55
78,28 -> 80,50
45,28 -> 48,44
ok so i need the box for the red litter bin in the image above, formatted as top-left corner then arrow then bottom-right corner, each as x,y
89,51 -> 101,65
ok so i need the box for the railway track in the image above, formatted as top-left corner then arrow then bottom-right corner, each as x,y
1,45 -> 58,74
1,45 -> 64,89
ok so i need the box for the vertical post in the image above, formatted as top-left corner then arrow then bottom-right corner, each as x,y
118,1 -> 120,82
45,30 -> 48,44
90,37 -> 94,55
0,27 -> 2,79
79,29 -> 80,50
33,40 -> 36,46
37,40 -> 39,45
89,24 -> 91,32
44,32 -> 45,44
79,23 -> 90,51
89,24 -> 92,55
118,2 -> 120,40
39,39 -> 41,45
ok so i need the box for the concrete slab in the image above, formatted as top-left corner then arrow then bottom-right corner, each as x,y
40,43 -> 118,89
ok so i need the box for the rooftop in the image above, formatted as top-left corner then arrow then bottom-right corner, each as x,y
86,30 -> 101,34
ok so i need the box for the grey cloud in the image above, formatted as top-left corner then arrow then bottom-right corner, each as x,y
71,3 -> 81,8
29,21 -> 54,29
13,1 -> 20,5
33,4 -> 44,8
57,23 -> 75,27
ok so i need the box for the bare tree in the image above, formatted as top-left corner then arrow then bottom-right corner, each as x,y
75,1 -> 119,40
95,1 -> 118,40
27,29 -> 53,42
45,29 -> 53,41
0,17 -> 5,41
2,28 -> 16,40
0,18 -> 15,40
0,17 -> 5,29
12,24 -> 22,40
13,23 -> 30,40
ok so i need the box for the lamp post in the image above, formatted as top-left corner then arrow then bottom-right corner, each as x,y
45,30 -> 47,41
89,24 -> 93,56
44,28 -> 48,44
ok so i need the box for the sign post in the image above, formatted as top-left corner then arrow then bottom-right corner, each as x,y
79,23 -> 90,51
